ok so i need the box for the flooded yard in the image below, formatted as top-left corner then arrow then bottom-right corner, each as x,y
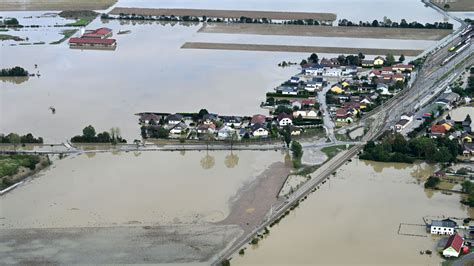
232,159 -> 473,265
0,150 -> 286,228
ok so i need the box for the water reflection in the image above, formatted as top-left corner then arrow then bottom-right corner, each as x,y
224,151 -> 239,168
0,76 -> 29,84
200,151 -> 215,169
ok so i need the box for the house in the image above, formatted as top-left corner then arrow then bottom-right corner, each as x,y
462,133 -> 473,143
381,67 -> 394,75
169,122 -> 187,135
335,108 -> 353,123
303,64 -> 324,75
392,64 -> 414,72
251,114 -> 266,125
217,125 -> 237,140
463,142 -> 474,156
167,114 -> 184,125
369,70 -> 382,78
251,123 -> 269,137
342,66 -> 357,76
395,119 -> 410,132
401,113 -> 414,122
139,113 -> 161,124
293,109 -> 319,119
277,113 -> 293,126
323,67 -> 342,77
377,83 -> 391,95
279,86 -> 298,95
374,56 -> 385,66
392,74 -> 405,82
221,116 -> 242,128
330,84 -> 344,94
361,59 -> 374,67
436,92 -> 460,106
289,76 -> 300,84
305,77 -> 325,92
202,113 -> 217,125
197,123 -> 216,134
82,27 -> 113,39
443,234 -> 463,258
69,37 -> 117,49
430,219 -> 457,235
430,124 -> 447,137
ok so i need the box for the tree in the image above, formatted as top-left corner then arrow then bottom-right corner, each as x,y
300,59 -> 308,66
465,114 -> 471,123
399,54 -> 405,63
385,54 -> 396,66
290,140 -> 303,159
282,125 -> 292,147
7,133 -> 20,150
308,53 -> 319,63
358,52 -> 365,60
198,109 -> 209,119
82,125 -> 96,140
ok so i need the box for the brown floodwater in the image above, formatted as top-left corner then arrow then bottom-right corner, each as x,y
0,150 -> 286,228
232,159 -> 473,265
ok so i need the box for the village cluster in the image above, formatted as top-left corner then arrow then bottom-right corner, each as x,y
137,111 -> 305,141
266,54 -> 414,125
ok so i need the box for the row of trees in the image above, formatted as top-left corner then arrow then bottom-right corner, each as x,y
71,125 -> 126,144
0,133 -> 43,144
0,66 -> 28,77
360,133 -> 459,163
338,18 -> 453,29
451,67 -> 474,98
300,52 -> 404,67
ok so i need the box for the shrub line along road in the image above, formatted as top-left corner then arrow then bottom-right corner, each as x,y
212,18 -> 473,265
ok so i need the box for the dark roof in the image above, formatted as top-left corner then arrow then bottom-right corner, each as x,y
396,119 -> 410,126
444,234 -> 463,253
221,116 -> 242,123
202,113 -> 217,120
69,37 -> 116,45
432,219 -> 457,228
251,123 -> 267,132
167,113 -> 183,121
277,113 -> 292,121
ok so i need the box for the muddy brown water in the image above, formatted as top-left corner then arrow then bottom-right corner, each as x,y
0,150 -> 287,228
232,159 -> 473,265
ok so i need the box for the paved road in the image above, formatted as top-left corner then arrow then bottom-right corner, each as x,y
453,252 -> 474,266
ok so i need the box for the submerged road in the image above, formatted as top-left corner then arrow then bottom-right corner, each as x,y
213,21 -> 473,266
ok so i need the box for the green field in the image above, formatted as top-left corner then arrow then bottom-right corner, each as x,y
50,29 -> 78,44
66,18 -> 92,27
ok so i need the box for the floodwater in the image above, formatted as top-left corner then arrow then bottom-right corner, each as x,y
0,150 -> 286,228
233,159 -> 473,265
0,0 -> 457,142
448,106 -> 474,130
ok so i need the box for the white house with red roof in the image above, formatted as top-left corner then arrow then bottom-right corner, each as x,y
443,234 -> 464,258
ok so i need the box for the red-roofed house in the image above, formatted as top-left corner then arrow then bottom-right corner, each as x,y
251,114 -> 266,125
82,27 -> 113,39
443,234 -> 463,258
430,124 -> 447,137
392,64 -> 414,72
277,113 -> 293,126
69,37 -> 116,49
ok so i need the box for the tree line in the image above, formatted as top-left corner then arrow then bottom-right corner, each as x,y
360,132 -> 459,163
338,18 -> 453,29
71,125 -> 127,144
0,66 -> 28,77
0,133 -> 43,144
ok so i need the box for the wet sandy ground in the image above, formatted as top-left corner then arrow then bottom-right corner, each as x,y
0,224 -> 241,264
219,161 -> 292,234
181,42 -> 424,56
199,23 -> 452,41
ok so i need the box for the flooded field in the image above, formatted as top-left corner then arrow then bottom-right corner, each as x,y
232,159 -> 473,265
0,150 -> 286,228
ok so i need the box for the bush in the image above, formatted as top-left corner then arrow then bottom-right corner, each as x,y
424,176 -> 440,189
239,249 -> 245,255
